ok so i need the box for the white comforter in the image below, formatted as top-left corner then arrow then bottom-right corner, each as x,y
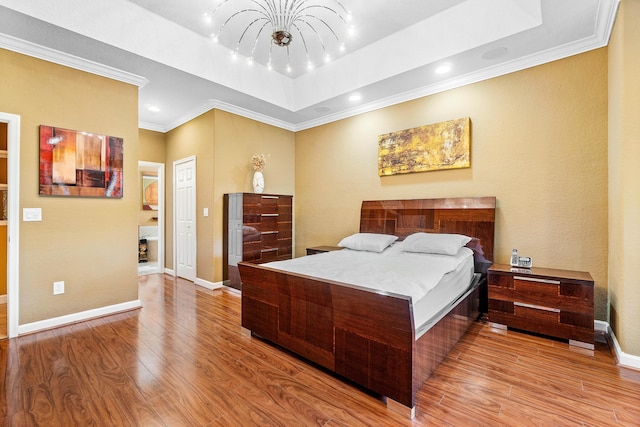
264,244 -> 474,304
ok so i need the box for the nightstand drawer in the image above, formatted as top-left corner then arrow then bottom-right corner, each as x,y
488,264 -> 594,348
514,303 -> 560,324
514,277 -> 560,301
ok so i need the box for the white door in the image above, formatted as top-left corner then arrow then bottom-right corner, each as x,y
174,156 -> 196,281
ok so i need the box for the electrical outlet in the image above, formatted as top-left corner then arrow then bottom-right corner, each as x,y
53,281 -> 64,295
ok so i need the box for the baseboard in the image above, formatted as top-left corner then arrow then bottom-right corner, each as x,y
160,268 -> 222,290
18,299 -> 142,336
195,277 -> 223,290
595,320 -> 640,370
0,294 -> 6,304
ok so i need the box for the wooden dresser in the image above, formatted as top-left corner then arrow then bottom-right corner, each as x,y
223,193 -> 292,290
488,264 -> 594,349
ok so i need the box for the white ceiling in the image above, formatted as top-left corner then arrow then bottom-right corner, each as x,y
0,0 -> 619,133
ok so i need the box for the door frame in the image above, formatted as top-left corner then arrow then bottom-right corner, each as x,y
173,156 -> 197,281
138,161 -> 165,275
1,112 -> 20,338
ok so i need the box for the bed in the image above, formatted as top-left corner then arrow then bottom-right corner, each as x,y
239,197 -> 496,418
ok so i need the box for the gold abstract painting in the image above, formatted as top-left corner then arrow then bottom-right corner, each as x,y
378,117 -> 470,176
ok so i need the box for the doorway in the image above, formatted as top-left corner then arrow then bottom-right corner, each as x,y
174,156 -> 196,282
138,161 -> 165,276
0,112 -> 20,339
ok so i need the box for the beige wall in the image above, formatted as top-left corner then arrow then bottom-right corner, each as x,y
608,0 -> 640,355
296,48 -> 609,320
165,111 -> 215,281
163,110 -> 294,284
139,128 -> 166,164
212,110 -> 296,282
0,49 -> 139,324
138,129 -> 166,227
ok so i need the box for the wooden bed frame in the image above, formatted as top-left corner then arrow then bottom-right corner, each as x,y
239,197 -> 496,418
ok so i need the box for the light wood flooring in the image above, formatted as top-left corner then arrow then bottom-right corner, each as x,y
1,274 -> 639,426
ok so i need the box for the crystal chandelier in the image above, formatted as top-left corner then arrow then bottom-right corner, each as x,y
206,0 -> 353,74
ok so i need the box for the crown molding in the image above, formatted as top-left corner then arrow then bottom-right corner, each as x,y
0,32 -> 148,88
138,121 -> 166,133
146,99 -> 297,133
208,100 -> 297,132
293,21 -> 617,131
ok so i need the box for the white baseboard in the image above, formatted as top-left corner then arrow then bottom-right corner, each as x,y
595,320 -> 640,370
0,294 -> 6,304
18,299 -> 142,336
195,277 -> 223,290
160,268 -> 222,291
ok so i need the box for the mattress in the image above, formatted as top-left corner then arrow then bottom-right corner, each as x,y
264,243 -> 475,337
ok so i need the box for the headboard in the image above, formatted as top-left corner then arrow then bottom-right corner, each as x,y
359,197 -> 496,273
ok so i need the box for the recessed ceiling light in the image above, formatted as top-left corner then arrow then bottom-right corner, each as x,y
435,64 -> 452,74
146,105 -> 160,113
349,94 -> 361,102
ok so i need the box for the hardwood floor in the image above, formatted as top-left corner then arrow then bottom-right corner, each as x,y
1,274 -> 639,426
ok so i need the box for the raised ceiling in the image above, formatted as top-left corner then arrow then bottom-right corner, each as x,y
0,0 -> 619,132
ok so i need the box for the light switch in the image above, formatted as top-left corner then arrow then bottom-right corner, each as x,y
23,208 -> 42,222
204,208 -> 209,217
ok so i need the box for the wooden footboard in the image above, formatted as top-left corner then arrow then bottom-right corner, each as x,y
239,261 -> 481,417
240,262 -> 414,402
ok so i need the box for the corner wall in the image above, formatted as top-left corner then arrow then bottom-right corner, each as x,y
608,0 -> 640,356
212,110 -> 295,283
165,111 -> 215,282
163,109 -> 295,284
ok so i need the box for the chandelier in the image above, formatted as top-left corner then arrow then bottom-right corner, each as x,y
206,0 -> 353,74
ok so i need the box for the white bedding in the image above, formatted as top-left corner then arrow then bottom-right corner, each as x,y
263,243 -> 475,311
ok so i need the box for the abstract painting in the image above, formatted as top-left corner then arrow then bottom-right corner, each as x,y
39,125 -> 123,197
378,117 -> 470,176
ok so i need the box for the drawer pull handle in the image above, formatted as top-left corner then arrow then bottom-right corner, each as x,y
261,231 -> 278,235
261,213 -> 278,217
261,248 -> 278,253
514,276 -> 560,285
261,196 -> 278,199
514,302 -> 560,313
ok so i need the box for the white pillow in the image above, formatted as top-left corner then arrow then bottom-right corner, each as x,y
337,233 -> 398,253
402,232 -> 472,256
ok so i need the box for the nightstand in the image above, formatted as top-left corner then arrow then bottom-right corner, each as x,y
488,264 -> 594,349
306,246 -> 343,256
